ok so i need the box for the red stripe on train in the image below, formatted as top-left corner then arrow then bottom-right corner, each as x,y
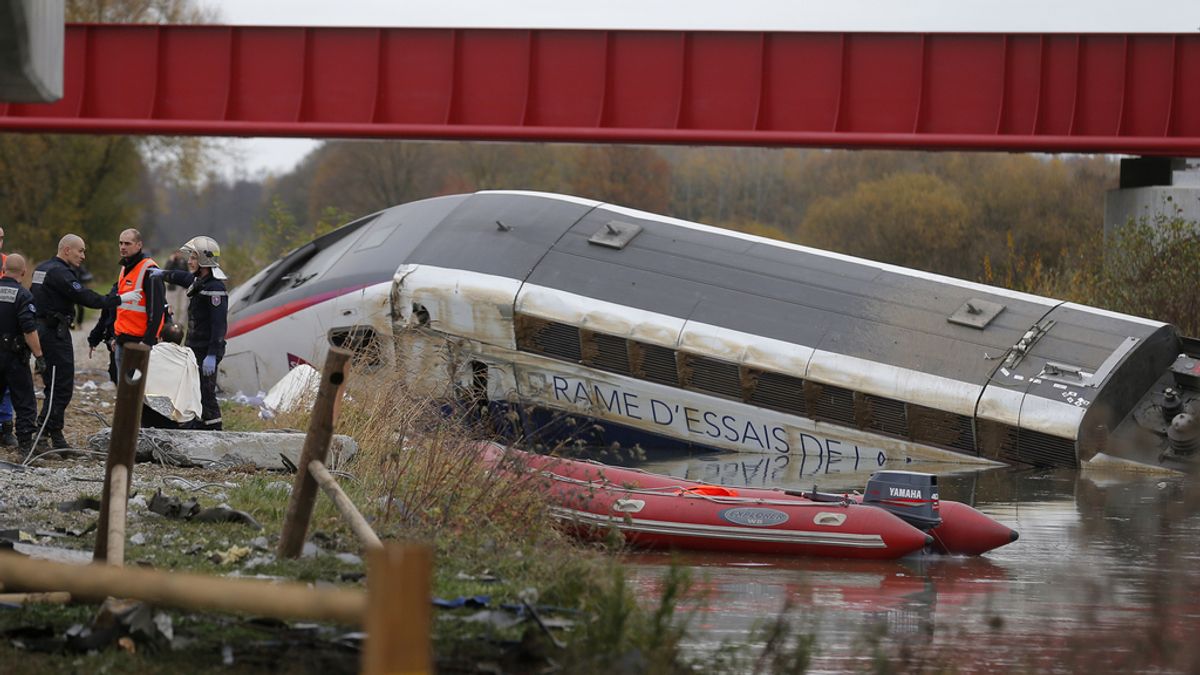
225,284 -> 372,339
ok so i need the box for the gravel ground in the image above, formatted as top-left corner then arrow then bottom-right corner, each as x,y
0,316 -> 228,558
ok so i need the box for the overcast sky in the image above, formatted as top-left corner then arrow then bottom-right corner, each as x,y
209,0 -> 1200,179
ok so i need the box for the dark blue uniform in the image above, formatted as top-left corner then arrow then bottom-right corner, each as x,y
32,256 -> 120,439
0,276 -> 39,444
163,269 -> 227,429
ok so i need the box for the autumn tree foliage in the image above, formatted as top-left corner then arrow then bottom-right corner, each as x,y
0,0 -> 218,268
232,142 -> 1117,292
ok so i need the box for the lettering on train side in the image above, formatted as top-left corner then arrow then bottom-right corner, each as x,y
550,375 -> 790,452
545,374 -> 893,460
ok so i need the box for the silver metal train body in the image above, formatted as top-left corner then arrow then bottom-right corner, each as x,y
222,191 -> 1198,471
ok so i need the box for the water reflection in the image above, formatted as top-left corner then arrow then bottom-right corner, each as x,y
626,450 -> 1200,672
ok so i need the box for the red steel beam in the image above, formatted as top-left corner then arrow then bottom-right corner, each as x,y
0,24 -> 1198,155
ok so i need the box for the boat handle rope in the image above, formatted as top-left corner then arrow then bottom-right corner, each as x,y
540,471 -> 854,508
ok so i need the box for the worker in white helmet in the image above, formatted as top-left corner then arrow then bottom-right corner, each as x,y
149,236 -> 227,430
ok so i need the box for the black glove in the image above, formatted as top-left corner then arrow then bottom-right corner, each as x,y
34,356 -> 46,374
142,336 -> 157,347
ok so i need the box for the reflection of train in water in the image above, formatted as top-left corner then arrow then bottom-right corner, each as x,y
222,191 -> 1199,471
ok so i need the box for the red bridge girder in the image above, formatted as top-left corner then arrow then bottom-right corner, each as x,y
1,24 -> 1198,155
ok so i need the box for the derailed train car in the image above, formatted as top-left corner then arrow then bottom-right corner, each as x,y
223,191 -> 1199,471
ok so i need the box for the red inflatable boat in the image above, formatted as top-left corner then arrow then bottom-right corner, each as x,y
484,445 -> 1017,560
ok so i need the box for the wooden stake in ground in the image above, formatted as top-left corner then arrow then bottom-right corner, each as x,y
94,343 -> 150,563
364,543 -> 433,675
278,347 -> 353,558
309,460 -> 383,551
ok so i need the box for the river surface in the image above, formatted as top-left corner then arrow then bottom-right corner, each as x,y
621,451 -> 1200,673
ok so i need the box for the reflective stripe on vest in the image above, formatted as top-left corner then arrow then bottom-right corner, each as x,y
114,257 -> 161,336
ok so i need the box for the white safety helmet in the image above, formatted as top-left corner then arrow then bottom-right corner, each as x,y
180,236 -> 227,280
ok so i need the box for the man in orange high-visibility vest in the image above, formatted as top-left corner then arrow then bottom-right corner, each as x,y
111,229 -> 166,374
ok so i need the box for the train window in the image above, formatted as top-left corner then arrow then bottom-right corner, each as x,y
909,404 -> 976,455
976,419 -> 1020,462
581,330 -> 632,376
858,393 -> 909,438
977,421 -> 1076,468
630,341 -> 680,387
1016,428 -> 1077,468
249,214 -> 380,303
745,369 -> 807,417
515,314 -> 582,362
806,382 -> 856,427
679,354 -> 743,401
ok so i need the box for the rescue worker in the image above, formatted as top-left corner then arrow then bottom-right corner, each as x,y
152,236 -> 227,430
111,229 -> 166,373
0,254 -> 45,452
0,226 -> 13,446
33,234 -> 140,449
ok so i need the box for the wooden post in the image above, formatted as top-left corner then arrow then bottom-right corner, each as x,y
364,543 -> 433,675
309,460 -> 383,551
0,554 -> 365,624
106,465 -> 128,566
278,348 -> 352,558
0,592 -> 72,605
94,343 -> 150,563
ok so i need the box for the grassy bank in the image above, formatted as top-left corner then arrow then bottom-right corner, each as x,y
1,361 -> 721,673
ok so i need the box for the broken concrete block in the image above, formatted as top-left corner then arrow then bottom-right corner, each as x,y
86,428 -> 357,471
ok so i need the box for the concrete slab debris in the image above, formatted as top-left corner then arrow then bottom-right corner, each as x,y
86,428 -> 358,471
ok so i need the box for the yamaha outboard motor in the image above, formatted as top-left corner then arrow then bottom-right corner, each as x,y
863,471 -> 942,530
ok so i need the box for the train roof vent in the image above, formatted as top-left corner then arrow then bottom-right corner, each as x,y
588,220 -> 642,249
947,298 -> 1005,329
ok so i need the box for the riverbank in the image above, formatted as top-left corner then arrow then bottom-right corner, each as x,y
0,342 -> 735,673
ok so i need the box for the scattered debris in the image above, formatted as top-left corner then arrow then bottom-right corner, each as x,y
56,497 -> 101,513
192,506 -> 263,530
8,598 -> 179,655
148,489 -> 200,519
433,596 -> 491,609
208,545 -> 252,565
0,529 -> 37,544
455,570 -> 501,583
262,364 -> 320,416
144,489 -> 263,530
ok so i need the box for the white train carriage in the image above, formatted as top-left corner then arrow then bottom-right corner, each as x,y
222,191 -> 1197,471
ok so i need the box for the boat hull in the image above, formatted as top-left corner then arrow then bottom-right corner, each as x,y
489,445 -> 933,560
487,444 -> 1017,557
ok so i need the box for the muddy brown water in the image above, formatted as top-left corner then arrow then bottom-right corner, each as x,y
625,452 -> 1200,673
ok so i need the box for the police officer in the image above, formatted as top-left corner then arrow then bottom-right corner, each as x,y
0,254 -> 46,451
153,236 -> 227,430
111,228 -> 165,373
0,226 -> 13,446
32,234 -> 140,449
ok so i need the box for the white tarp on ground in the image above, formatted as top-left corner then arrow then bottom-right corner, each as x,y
145,342 -> 203,424
263,364 -> 320,415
